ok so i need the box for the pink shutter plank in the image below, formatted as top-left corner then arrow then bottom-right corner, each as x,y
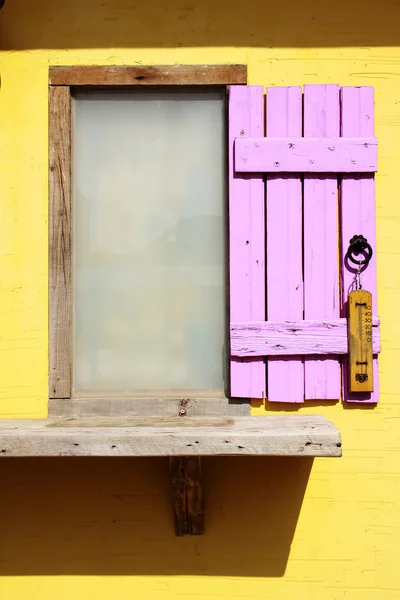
266,87 -> 304,403
340,86 -> 379,403
228,86 -> 266,399
235,137 -> 378,173
303,85 -> 341,400
231,317 -> 380,357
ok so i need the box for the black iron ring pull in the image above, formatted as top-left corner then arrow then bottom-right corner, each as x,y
347,235 -> 373,266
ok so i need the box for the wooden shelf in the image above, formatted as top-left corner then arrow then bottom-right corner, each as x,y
0,415 -> 341,458
0,414 -> 341,535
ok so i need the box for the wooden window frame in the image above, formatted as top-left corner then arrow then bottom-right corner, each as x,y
49,64 -> 248,400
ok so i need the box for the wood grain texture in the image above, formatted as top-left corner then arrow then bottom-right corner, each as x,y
49,65 -> 247,86
266,87 -> 304,402
303,84 -> 341,400
170,457 -> 204,536
347,290 -> 374,392
0,416 -> 342,457
340,86 -> 379,403
48,397 -> 250,418
231,317 -> 380,357
49,86 -> 72,398
235,137 -> 377,173
228,86 -> 266,398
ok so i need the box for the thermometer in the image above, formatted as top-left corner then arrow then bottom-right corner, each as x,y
347,289 -> 374,393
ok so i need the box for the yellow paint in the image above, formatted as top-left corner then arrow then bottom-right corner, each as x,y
1,0 -> 400,598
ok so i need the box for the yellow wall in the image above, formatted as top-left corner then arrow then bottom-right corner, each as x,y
1,0 -> 400,598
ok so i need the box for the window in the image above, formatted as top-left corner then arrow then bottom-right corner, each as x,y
74,89 -> 226,397
48,65 -> 247,400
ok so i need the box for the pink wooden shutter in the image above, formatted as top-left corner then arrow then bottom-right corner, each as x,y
229,84 -> 380,403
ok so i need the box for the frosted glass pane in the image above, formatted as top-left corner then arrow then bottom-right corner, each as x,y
73,90 -> 226,396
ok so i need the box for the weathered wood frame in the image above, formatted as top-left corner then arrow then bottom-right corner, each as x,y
49,64 -> 247,401
49,84 -> 72,399
48,64 -> 248,536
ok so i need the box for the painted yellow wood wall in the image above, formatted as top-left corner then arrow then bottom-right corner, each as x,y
1,1 -> 400,598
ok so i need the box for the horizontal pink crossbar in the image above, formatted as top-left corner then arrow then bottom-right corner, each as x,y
235,137 -> 378,173
231,318 -> 380,357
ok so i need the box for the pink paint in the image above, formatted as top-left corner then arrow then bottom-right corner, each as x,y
266,87 -> 304,403
228,84 -> 378,404
231,317 -> 381,357
303,85 -> 341,400
235,137 -> 377,173
340,87 -> 379,403
228,86 -> 266,399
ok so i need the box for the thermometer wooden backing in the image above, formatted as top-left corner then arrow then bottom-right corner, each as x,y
347,289 -> 374,393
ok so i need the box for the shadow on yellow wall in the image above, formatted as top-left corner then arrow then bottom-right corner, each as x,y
0,457 -> 312,576
1,0 -> 400,49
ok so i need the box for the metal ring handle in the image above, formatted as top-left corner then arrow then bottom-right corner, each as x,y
347,235 -> 373,266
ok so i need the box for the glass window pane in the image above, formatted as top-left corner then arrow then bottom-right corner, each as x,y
73,89 -> 226,397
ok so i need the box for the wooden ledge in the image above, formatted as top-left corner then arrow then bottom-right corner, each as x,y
0,415 -> 341,458
0,415 -> 341,535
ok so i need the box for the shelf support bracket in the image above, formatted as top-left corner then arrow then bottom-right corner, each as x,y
169,456 -> 204,536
